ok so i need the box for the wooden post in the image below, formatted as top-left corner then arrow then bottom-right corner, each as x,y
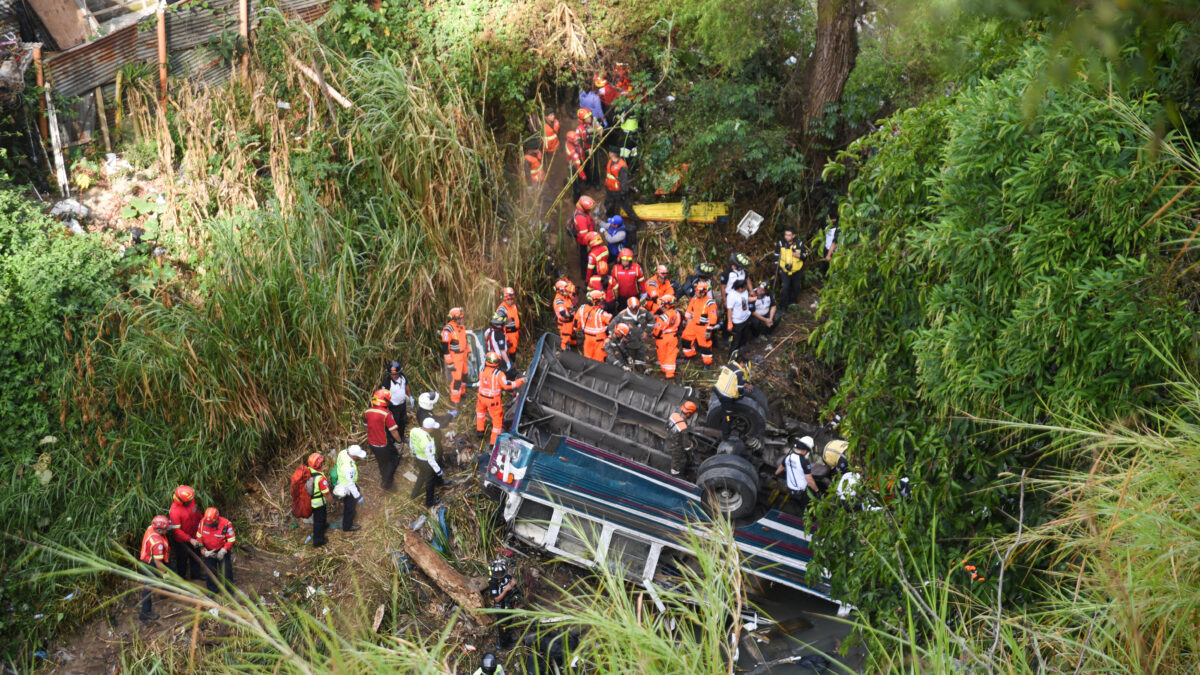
237,0 -> 248,82
156,0 -> 168,105
33,45 -> 48,141
94,86 -> 111,152
45,84 -> 70,197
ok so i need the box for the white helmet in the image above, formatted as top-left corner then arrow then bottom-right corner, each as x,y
418,392 -> 439,411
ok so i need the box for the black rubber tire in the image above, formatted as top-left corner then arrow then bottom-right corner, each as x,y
697,463 -> 758,520
705,391 -> 768,438
698,452 -> 759,476
748,386 -> 769,413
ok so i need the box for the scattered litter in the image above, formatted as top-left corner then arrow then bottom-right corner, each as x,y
371,603 -> 386,632
304,535 -> 312,543
461,644 -> 477,653
409,515 -> 427,531
33,613 -> 44,619
103,153 -> 132,176
39,435 -> 57,445
208,609 -> 219,618
62,591 -> 76,601
273,570 -> 280,578
34,650 -> 46,659
275,100 -> 292,109
736,210 -> 763,239
393,552 -> 412,574
53,648 -> 75,663
293,552 -> 302,558
305,585 -> 319,598
403,471 -> 419,483
322,607 -> 329,616
785,55 -> 798,65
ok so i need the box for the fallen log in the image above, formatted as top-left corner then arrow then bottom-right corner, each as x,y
402,530 -> 492,625
290,58 -> 354,110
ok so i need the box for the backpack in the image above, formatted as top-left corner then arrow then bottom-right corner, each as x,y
289,465 -> 312,518
329,464 -> 339,486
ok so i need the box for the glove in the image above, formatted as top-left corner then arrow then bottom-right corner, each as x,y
408,396 -> 415,408
190,538 -> 201,548
202,549 -> 215,558
217,549 -> 227,561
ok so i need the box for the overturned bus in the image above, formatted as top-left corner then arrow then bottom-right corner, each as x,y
481,333 -> 847,610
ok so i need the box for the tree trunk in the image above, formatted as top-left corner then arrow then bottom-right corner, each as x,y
792,0 -> 863,140
403,530 -> 493,625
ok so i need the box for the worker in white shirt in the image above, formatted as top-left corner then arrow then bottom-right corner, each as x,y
775,435 -> 820,517
725,278 -> 752,360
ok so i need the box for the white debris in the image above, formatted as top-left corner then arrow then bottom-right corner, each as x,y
51,199 -> 89,220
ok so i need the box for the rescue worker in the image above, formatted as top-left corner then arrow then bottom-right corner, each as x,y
587,259 -> 620,315
197,507 -> 236,593
381,360 -> 413,446
498,287 -> 521,357
612,296 -> 652,369
488,558 -> 521,650
574,108 -> 595,188
441,307 -> 469,413
565,130 -> 586,202
644,264 -> 674,313
750,283 -> 777,336
307,452 -> 332,547
410,417 -> 444,508
542,112 -> 560,154
604,149 -> 639,247
603,215 -> 628,258
585,231 -> 609,278
553,279 -> 578,351
774,228 -> 807,311
652,294 -> 682,379
484,311 -> 514,377
476,352 -> 527,445
678,262 -> 717,300
667,401 -> 698,475
168,484 -> 203,581
568,195 -> 596,276
364,388 -> 404,491
714,357 -> 754,440
775,436 -> 820,518
721,252 -> 751,299
333,444 -> 367,532
523,146 -> 544,186
617,110 -> 640,171
416,392 -> 440,429
474,652 -> 505,675
680,280 -> 718,367
595,74 -> 619,115
726,278 -> 753,359
612,247 -> 646,306
603,322 -> 638,370
138,515 -> 172,623
576,289 -> 612,362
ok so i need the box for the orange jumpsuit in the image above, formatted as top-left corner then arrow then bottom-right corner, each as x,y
499,300 -> 520,354
681,294 -> 718,365
525,150 -> 545,184
543,118 -> 561,154
653,307 -> 682,379
554,292 -> 577,350
577,304 -> 612,362
440,320 -> 469,404
644,277 -> 674,313
476,364 -> 525,445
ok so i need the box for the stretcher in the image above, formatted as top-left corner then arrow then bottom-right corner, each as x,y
628,202 -> 730,224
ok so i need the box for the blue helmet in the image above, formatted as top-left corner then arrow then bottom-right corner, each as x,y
608,215 -> 623,226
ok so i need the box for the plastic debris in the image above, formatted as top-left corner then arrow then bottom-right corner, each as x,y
62,592 -> 76,601
39,435 -> 57,445
34,651 -> 46,659
409,515 -> 427,531
403,471 -> 419,483
273,570 -> 280,578
275,101 -> 292,110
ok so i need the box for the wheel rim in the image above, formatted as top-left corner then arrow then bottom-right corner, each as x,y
712,485 -> 744,513
730,415 -> 752,437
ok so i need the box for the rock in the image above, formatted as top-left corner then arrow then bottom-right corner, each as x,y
51,199 -> 89,220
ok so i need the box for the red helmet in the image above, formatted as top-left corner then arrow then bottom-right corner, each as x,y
307,453 -> 324,470
174,485 -> 195,504
151,515 -> 170,532
588,232 -> 604,247
595,260 -> 609,276
594,74 -> 607,88
578,195 -> 594,211
372,388 -> 391,405
614,322 -> 631,337
656,264 -> 668,277
680,401 -> 697,415
566,130 -> 578,143
627,297 -> 639,311
203,507 -> 219,525
619,248 -> 633,262
448,307 -> 464,321
503,287 -> 516,301
577,108 -> 592,121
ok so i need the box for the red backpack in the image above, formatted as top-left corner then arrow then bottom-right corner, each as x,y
290,465 -> 313,518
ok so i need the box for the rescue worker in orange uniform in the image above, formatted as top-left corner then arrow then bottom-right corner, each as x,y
576,289 -> 612,362
543,112 -> 560,154
565,130 -> 586,202
138,515 -> 172,623
667,401 -> 698,475
653,294 -> 682,379
681,280 -> 718,367
498,287 -> 520,357
197,507 -> 236,593
612,248 -> 646,307
168,484 -> 203,581
553,279 -> 578,351
587,260 -> 620,314
476,352 -> 527,445
645,264 -> 674,314
568,195 -> 596,275
604,149 -> 639,247
524,147 -> 545,186
440,307 -> 469,412
586,232 -> 609,278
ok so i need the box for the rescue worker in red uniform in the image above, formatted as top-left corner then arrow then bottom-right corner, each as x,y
681,280 -> 718,367
307,453 -> 332,547
138,515 -> 171,623
565,130 -> 586,202
576,290 -> 612,362
596,74 -> 620,112
604,149 -> 639,247
653,294 -> 682,379
197,507 -> 236,592
568,195 -> 596,276
586,232 -> 609,278
168,484 -> 203,580
543,112 -> 560,154
587,260 -> 620,315
498,287 -> 520,357
553,279 -> 578,350
441,307 -> 469,412
645,264 -> 674,314
611,248 -> 646,307
476,352 -> 527,445
365,388 -> 404,490
524,147 -> 544,185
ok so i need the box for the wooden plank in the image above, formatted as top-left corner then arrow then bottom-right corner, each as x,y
27,0 -> 91,49
94,86 -> 111,152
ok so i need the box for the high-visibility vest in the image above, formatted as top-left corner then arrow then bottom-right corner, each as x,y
554,295 -> 575,324
441,322 -> 466,358
647,278 -> 674,301
140,527 -> 169,564
500,301 -> 520,333
478,365 -> 508,399
582,306 -> 610,338
410,427 -> 435,462
669,412 -> 688,433
525,152 -> 544,183
543,119 -> 560,152
606,157 -> 628,192
655,309 -> 681,337
685,296 -> 717,328
567,144 -> 584,177
779,241 -> 804,273
715,362 -> 748,399
308,468 -> 329,508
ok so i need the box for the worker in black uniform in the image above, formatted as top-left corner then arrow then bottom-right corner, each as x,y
473,652 -> 504,675
381,360 -> 413,455
488,558 -> 521,650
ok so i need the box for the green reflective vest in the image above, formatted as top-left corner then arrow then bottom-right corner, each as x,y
410,427 -> 435,461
